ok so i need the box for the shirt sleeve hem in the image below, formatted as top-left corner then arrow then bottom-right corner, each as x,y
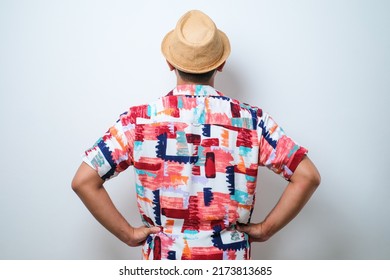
288,147 -> 308,175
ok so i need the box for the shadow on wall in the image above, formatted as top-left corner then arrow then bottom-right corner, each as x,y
250,170 -> 347,260
216,62 -> 252,102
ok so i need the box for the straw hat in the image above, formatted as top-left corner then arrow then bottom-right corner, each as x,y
161,10 -> 230,74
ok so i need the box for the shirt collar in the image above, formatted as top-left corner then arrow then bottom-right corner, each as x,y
169,84 -> 223,97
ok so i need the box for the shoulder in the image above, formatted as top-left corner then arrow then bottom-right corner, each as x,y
229,96 -> 264,120
117,103 -> 151,126
117,94 -> 168,125
217,90 -> 263,117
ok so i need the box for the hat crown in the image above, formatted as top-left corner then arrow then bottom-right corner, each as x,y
161,10 -> 230,74
178,10 -> 216,44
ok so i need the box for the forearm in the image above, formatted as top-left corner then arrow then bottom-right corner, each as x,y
260,178 -> 318,240
237,156 -> 320,241
72,162 -> 161,246
73,183 -> 133,244
71,162 -> 135,245
261,157 -> 320,240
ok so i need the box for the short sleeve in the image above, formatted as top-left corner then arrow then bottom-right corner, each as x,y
82,112 -> 134,181
258,112 -> 308,180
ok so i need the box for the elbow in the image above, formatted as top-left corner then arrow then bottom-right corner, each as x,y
71,175 -> 86,195
71,162 -> 104,195
309,167 -> 321,190
300,156 -> 321,189
71,167 -> 104,196
312,171 -> 321,189
291,159 -> 321,191
71,177 -> 81,194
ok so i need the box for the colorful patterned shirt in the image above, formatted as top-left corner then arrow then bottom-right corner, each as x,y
83,84 -> 307,260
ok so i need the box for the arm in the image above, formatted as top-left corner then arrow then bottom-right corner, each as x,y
237,155 -> 321,241
71,162 -> 160,247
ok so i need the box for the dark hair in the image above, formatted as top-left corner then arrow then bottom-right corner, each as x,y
177,69 -> 216,84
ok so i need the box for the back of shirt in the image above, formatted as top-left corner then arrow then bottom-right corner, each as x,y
83,84 -> 307,260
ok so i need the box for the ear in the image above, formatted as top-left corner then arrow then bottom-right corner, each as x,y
166,60 -> 176,71
216,61 -> 226,72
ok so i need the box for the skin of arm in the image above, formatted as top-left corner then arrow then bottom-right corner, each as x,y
236,155 -> 321,242
71,162 -> 161,247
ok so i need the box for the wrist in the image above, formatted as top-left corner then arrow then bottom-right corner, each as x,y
259,221 -> 272,241
119,224 -> 135,246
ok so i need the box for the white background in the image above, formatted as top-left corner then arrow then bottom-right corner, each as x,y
0,0 -> 389,259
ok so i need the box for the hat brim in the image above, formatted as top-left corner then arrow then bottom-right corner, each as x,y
161,29 -> 231,74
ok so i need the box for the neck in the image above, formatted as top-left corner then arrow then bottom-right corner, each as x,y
175,70 -> 216,87
176,78 -> 215,87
